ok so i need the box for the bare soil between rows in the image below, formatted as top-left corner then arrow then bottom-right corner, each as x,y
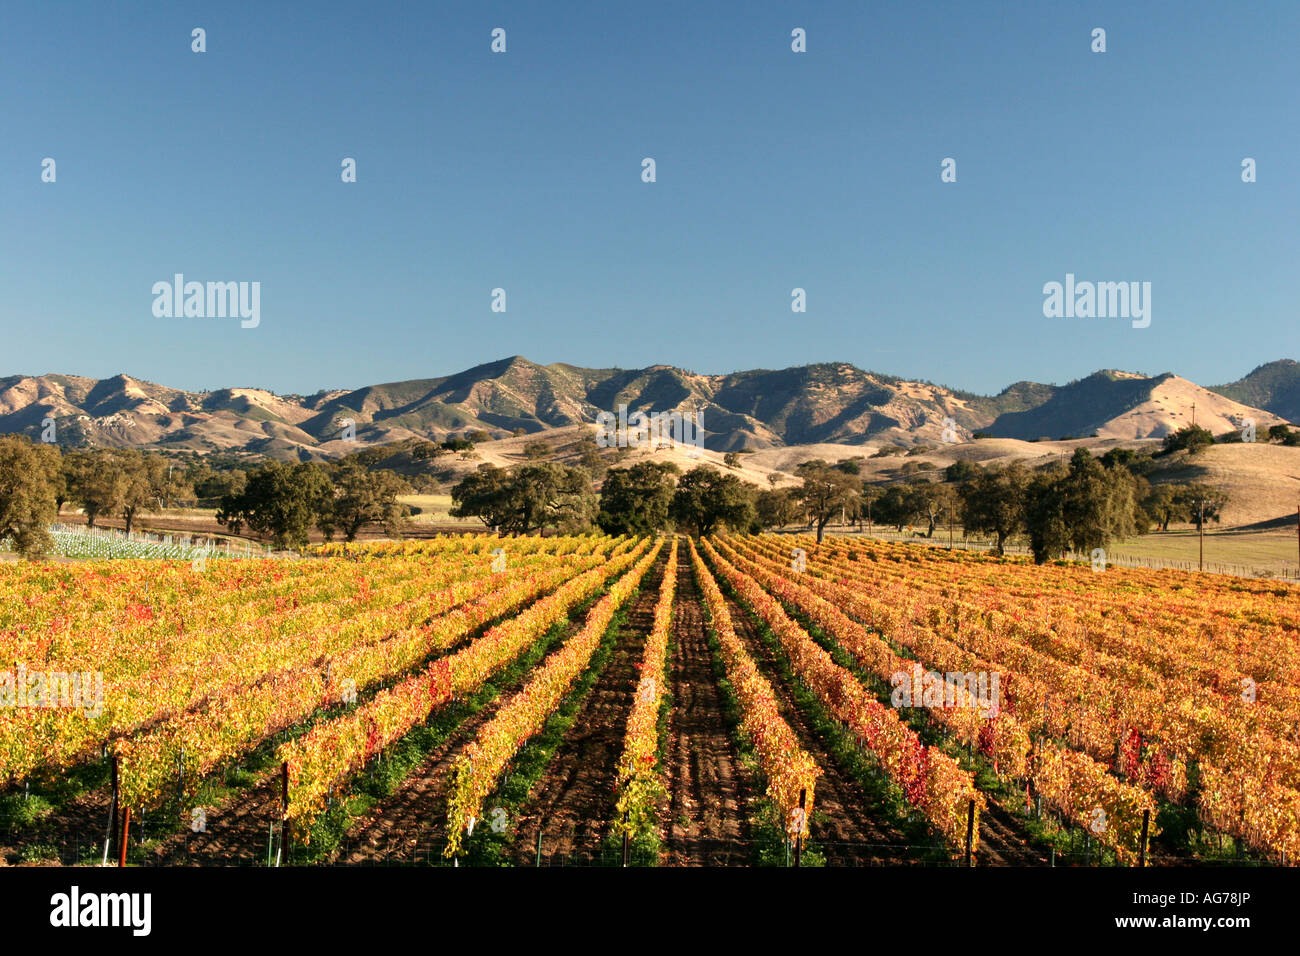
506,550 -> 669,865
662,558 -> 754,865
719,587 -> 922,865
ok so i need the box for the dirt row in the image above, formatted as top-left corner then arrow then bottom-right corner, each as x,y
707,549 -> 1048,865
661,556 -> 753,865
717,587 -> 919,865
505,552 -> 666,864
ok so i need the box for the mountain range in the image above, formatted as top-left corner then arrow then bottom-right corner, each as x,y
0,357 -> 1295,460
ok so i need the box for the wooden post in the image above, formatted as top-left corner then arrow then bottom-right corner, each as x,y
118,808 -> 131,867
109,754 -> 119,856
793,788 -> 806,868
964,798 -> 976,867
948,505 -> 953,551
101,754 -> 119,867
622,811 -> 630,867
1199,501 -> 1204,571
536,829 -> 542,868
280,760 -> 290,865
1139,809 -> 1150,867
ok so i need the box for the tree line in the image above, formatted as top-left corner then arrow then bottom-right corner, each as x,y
1,422 -> 1240,564
0,436 -> 411,555
450,426 -> 1235,566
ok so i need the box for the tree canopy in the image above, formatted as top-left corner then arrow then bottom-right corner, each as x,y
669,466 -> 756,537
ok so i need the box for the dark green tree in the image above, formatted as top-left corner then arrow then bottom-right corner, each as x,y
0,436 -> 58,556
943,460 -> 977,483
331,464 -> 412,541
958,463 -> 1028,555
596,461 -> 678,535
116,451 -> 167,535
1059,449 -> 1141,554
450,463 -> 595,535
447,464 -> 516,533
1174,483 -> 1230,531
908,480 -> 955,538
1162,424 -> 1214,455
873,484 -> 920,533
793,463 -> 860,543
1023,464 -> 1069,563
669,465 -> 756,537
216,462 -> 334,549
1143,483 -> 1180,531
755,487 -> 799,530
75,451 -> 125,529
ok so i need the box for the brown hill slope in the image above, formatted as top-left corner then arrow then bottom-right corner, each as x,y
0,357 -> 1292,459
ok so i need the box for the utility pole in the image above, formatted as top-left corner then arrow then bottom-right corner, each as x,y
1199,499 -> 1205,572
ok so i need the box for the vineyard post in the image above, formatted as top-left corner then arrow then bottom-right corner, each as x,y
1139,810 -> 1150,867
793,788 -> 806,868
948,505 -> 953,551
280,760 -> 290,866
536,830 -> 542,867
1295,503 -> 1299,576
110,754 -> 119,844
1198,500 -> 1204,572
118,808 -> 131,867
964,798 -> 976,867
622,811 -> 630,867
104,754 -> 119,866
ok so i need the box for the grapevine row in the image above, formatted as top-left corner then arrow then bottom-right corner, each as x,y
444,539 -> 664,855
613,537 -> 679,842
278,538 -> 653,831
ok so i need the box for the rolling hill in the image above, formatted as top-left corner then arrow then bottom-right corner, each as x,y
979,370 -> 1286,441
1210,359 -> 1300,423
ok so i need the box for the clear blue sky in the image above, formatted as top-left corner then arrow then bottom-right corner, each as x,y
3,0 -> 1296,396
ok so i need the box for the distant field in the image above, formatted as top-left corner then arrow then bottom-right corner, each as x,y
821,521 -> 1300,579
1108,527 -> 1299,574
398,494 -> 481,526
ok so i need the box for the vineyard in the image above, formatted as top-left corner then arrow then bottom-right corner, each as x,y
1,532 -> 1296,867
